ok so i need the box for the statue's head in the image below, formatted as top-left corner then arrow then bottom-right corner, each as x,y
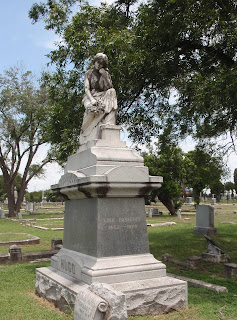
93,53 -> 109,69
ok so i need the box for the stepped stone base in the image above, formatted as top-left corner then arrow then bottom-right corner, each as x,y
36,266 -> 187,316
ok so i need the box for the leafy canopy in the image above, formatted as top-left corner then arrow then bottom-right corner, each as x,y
29,0 -> 237,162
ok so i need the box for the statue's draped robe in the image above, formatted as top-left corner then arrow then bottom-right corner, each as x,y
79,68 -> 118,144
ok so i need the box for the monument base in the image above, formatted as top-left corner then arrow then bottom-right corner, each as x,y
36,267 -> 187,316
193,226 -> 217,237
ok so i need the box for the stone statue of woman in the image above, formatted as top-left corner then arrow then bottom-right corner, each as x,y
79,53 -> 118,145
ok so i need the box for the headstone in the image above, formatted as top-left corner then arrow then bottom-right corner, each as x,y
148,207 -> 152,218
194,205 -> 217,236
26,202 -> 34,213
186,197 -> 192,205
224,263 -> 237,279
201,235 -> 230,263
51,238 -> 63,250
9,245 -> 22,262
35,53 -> 187,316
211,198 -> 216,205
17,212 -> 22,220
152,207 -> 162,216
0,209 -> 5,218
4,198 -> 8,205
177,209 -> 182,220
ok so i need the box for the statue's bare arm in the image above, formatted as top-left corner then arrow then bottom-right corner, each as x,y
84,76 -> 97,106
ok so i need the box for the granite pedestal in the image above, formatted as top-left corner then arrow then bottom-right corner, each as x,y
35,125 -> 187,316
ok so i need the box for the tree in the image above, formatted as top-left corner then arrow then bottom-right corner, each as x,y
234,169 -> 237,191
143,129 -> 185,215
29,0 -> 237,161
29,1 -> 168,162
224,181 -> 235,191
135,0 -> 237,145
185,145 -> 227,203
0,66 -> 52,217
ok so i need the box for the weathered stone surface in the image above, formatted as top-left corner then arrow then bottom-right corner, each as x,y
74,286 -> 109,320
89,283 -> 127,320
112,277 -> 187,316
187,256 -> 202,270
36,267 -> 187,316
224,263 -> 237,279
201,253 -> 231,263
9,245 -> 22,262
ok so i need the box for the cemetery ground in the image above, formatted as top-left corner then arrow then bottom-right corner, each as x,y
0,203 -> 236,319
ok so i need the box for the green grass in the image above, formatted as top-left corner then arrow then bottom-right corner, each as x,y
0,203 -> 236,319
0,233 -> 36,242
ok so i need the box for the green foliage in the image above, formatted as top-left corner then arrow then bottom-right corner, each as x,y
29,0 -> 237,162
185,144 -> 227,203
0,65 -> 53,216
45,189 -> 64,202
143,129 -> 185,215
224,181 -> 235,191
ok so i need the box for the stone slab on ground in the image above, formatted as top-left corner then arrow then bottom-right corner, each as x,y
167,273 -> 228,293
36,267 -> 187,316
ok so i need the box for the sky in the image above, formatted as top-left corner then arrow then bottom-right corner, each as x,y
0,1 -> 236,192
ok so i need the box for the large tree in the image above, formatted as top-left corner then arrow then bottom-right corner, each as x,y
0,66 -> 52,217
29,0 -> 237,162
143,129 -> 186,215
185,145 -> 227,203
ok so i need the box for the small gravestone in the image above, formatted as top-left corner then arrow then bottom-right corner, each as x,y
51,238 -> 63,250
201,235 -> 230,263
211,198 -> 216,205
148,207 -> 152,218
177,209 -> 182,220
186,197 -> 192,205
9,245 -> 22,262
17,212 -> 22,220
224,263 -> 237,279
194,205 -> 217,236
152,208 -> 162,216
0,209 -> 5,218
26,202 -> 34,213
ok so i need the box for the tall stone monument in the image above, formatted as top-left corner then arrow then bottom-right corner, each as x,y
35,53 -> 187,316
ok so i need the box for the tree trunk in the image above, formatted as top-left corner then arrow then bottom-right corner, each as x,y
159,196 -> 176,215
6,186 -> 17,217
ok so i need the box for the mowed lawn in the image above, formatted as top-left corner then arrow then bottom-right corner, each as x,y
0,202 -> 236,319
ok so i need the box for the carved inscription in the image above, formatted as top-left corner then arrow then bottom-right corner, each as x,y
74,289 -> 108,320
61,258 -> 76,275
100,216 -> 142,231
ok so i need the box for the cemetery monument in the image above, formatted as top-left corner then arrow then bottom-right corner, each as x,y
35,53 -> 187,317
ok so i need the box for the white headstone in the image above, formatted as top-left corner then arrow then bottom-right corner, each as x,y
17,212 -> 22,220
177,209 -> 182,220
148,207 -> 152,218
0,209 -> 5,218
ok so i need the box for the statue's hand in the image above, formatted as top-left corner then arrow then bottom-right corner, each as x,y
99,68 -> 106,75
91,98 -> 97,106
